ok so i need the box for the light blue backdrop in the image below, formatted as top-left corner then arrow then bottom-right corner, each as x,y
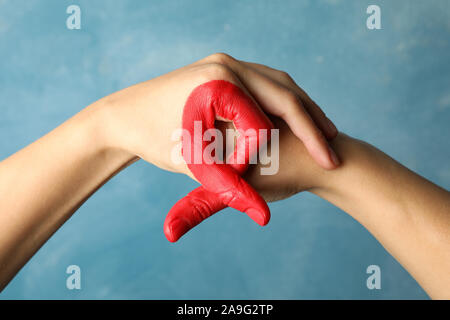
0,0 -> 448,299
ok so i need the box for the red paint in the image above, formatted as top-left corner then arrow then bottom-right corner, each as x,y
164,80 -> 274,242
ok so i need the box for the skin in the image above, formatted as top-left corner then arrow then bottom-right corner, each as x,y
245,119 -> 450,299
0,54 -> 449,298
0,53 -> 338,292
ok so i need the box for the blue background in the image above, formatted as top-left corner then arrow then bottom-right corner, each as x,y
0,0 -> 449,299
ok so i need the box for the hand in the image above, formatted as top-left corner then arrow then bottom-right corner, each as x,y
242,118 -> 450,299
214,116 -> 324,203
95,53 -> 339,240
97,53 -> 339,175
2,52 -> 447,297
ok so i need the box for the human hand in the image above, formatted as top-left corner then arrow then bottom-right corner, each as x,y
94,53 -> 339,240
242,117 -> 330,202
213,116 -> 327,203
97,53 -> 338,175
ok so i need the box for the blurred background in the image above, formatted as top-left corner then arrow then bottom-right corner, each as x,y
0,0 -> 448,299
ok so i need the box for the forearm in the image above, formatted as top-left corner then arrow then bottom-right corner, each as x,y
311,134 -> 450,299
0,102 -> 136,291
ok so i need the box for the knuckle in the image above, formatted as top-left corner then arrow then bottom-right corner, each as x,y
282,90 -> 302,113
277,70 -> 294,82
199,63 -> 233,81
206,52 -> 235,65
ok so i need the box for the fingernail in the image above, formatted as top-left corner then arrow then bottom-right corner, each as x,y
326,117 -> 338,135
328,145 -> 340,167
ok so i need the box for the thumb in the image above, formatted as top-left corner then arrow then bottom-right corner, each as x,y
165,161 -> 271,241
164,174 -> 270,242
164,187 -> 226,242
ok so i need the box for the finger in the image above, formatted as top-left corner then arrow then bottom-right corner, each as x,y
164,145 -> 254,243
164,187 -> 226,242
164,120 -> 266,242
221,62 -> 339,169
165,101 -> 270,243
195,54 -> 337,140
164,166 -> 271,242
239,61 -> 338,140
284,101 -> 339,169
182,80 -> 272,225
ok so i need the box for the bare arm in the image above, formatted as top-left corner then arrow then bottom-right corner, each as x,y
0,104 -> 136,291
247,121 -> 450,299
317,134 -> 450,299
0,54 -> 339,291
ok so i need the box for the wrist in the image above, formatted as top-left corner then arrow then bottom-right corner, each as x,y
307,133 -> 403,225
78,100 -> 139,169
306,133 -> 359,198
